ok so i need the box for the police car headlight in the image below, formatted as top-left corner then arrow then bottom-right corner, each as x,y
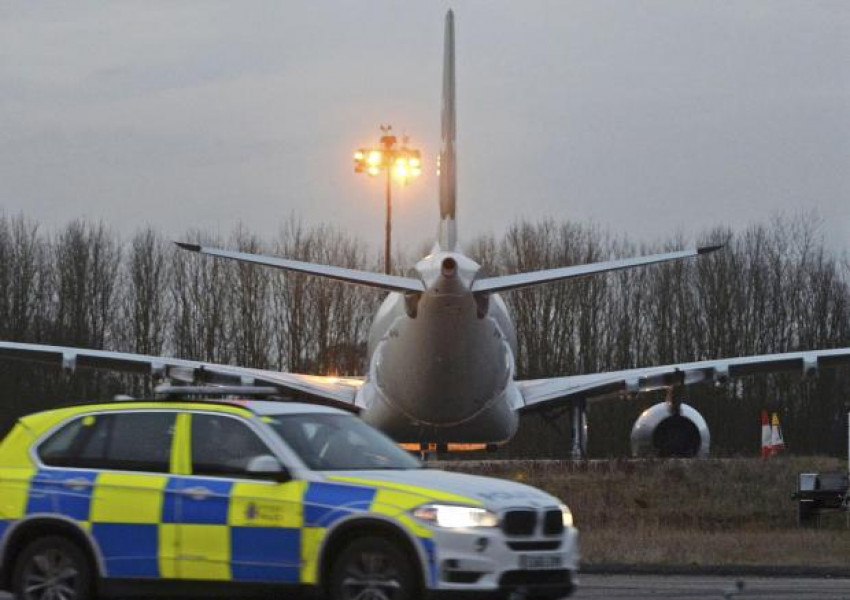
412,504 -> 499,529
560,503 -> 574,528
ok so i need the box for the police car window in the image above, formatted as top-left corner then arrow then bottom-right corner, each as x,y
38,418 -> 85,462
267,413 -> 421,471
191,414 -> 274,478
107,413 -> 175,472
38,412 -> 175,473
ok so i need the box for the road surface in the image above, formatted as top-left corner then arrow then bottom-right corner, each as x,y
575,574 -> 850,599
2,574 -> 849,599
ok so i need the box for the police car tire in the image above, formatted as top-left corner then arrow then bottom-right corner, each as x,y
12,536 -> 95,600
328,536 -> 418,600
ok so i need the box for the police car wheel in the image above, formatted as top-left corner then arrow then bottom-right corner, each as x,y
329,536 -> 417,600
12,536 -> 94,600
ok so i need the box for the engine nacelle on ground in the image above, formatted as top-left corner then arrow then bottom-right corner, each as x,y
630,402 -> 710,458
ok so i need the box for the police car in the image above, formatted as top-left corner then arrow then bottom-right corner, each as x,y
0,398 -> 579,599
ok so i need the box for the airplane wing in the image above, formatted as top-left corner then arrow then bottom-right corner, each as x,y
471,246 -> 721,294
517,348 -> 850,411
176,243 -> 425,294
0,342 -> 364,411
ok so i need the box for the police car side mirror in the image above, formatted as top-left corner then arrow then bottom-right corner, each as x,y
246,455 -> 290,483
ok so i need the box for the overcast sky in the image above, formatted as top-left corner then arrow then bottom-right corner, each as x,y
1,1 -> 848,259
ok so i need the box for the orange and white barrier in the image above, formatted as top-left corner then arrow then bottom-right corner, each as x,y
761,410 -> 772,458
769,412 -> 786,455
761,409 -> 786,457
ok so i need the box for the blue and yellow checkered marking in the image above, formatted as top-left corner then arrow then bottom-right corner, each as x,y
11,464 -> 444,587
231,527 -> 300,582
304,482 -> 377,527
161,478 -> 181,524
27,469 -> 97,520
90,472 -> 170,577
91,523 -> 159,577
167,477 -> 233,524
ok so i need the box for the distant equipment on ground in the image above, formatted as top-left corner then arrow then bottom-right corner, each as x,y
792,472 -> 849,527
791,412 -> 850,527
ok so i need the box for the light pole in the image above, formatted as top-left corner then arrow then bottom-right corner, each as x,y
354,125 -> 422,275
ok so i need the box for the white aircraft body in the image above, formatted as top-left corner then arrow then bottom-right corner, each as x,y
2,11 -> 849,458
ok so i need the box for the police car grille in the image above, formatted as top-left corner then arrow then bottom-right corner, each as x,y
507,540 -> 561,551
502,510 -> 537,536
543,508 -> 565,535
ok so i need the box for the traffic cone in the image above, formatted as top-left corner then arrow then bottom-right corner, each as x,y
769,412 -> 786,455
761,410 -> 772,458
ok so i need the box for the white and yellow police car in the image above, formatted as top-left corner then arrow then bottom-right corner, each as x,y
0,398 -> 579,600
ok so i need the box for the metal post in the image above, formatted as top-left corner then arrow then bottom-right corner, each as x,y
385,168 -> 392,275
570,399 -> 588,460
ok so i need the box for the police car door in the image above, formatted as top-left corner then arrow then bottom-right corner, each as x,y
35,411 -> 178,578
176,412 -> 304,583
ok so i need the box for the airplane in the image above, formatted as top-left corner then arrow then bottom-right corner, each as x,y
1,10 -> 848,459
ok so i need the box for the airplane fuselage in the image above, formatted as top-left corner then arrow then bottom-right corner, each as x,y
355,250 -> 523,443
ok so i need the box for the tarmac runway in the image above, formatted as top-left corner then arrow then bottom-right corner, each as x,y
575,574 -> 850,600
2,574 -> 850,599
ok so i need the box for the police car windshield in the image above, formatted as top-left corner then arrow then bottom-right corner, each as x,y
266,413 -> 422,471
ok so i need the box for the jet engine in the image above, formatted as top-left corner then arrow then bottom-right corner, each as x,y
630,402 -> 710,458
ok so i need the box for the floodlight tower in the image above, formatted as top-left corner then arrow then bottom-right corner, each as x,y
354,125 -> 422,275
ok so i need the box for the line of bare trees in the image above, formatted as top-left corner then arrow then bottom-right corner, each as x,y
1,213 -> 848,456
468,216 -> 850,456
0,216 -> 379,427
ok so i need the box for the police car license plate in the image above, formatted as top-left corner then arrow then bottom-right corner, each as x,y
519,554 -> 562,570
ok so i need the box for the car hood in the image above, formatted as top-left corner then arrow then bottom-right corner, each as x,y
322,467 -> 562,511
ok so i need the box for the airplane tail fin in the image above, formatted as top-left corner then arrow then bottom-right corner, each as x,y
438,9 -> 458,251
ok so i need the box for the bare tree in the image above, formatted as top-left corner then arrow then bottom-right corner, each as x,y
229,226 -> 272,369
171,231 -> 232,363
52,221 -> 121,349
120,228 -> 171,357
